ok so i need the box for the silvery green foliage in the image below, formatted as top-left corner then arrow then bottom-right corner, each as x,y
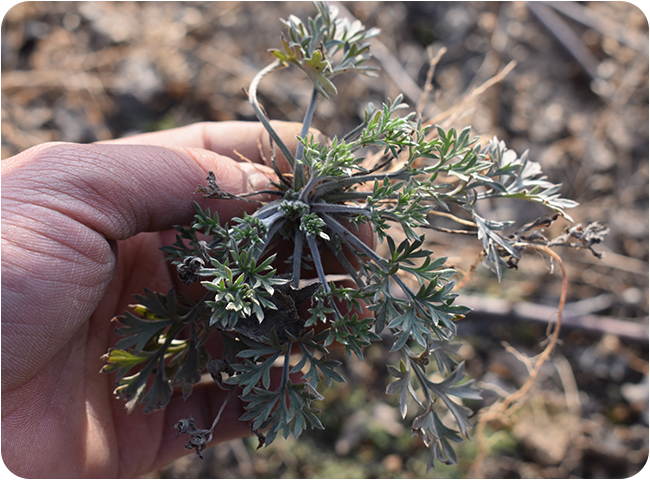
102,1 -> 581,471
270,0 -> 380,99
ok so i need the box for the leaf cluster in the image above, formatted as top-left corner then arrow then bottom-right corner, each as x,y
101,288 -> 209,413
270,1 -> 379,98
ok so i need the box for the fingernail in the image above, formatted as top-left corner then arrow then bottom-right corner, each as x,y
240,163 -> 275,190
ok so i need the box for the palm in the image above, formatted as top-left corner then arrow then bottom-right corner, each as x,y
1,121 -> 340,478
3,223 -> 249,477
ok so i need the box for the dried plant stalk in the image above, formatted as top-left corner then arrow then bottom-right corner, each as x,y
469,245 -> 568,478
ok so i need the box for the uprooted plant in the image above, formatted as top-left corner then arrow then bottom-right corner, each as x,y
101,1 -> 606,471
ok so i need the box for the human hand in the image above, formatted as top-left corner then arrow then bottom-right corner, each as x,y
1,121 -> 317,478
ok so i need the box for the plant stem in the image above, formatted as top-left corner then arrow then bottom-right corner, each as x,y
342,117 -> 370,143
268,134 -> 293,187
281,342 -> 293,386
313,169 -> 410,199
209,388 -> 236,433
253,200 -> 284,220
299,173 -> 325,203
294,88 -> 319,190
324,238 -> 366,288
254,216 -> 284,262
306,234 -> 330,293
249,60 -> 295,168
310,203 -> 373,217
292,227 -> 304,288
181,292 -> 214,322
410,359 -> 434,403
321,213 -> 386,267
443,179 -> 468,197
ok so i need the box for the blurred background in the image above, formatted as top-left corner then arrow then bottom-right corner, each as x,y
2,1 -> 648,478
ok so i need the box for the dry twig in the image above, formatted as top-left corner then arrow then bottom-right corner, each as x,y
469,245 -> 567,478
427,60 -> 517,128
416,46 -> 447,117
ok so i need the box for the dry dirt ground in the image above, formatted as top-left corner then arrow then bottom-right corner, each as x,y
2,1 -> 648,478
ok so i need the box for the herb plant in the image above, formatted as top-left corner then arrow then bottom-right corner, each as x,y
101,2 -> 592,471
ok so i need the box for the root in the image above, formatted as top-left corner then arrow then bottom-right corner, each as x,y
468,245 -> 567,478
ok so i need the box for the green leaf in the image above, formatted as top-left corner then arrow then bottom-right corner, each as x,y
100,348 -> 154,379
113,312 -> 175,354
386,360 -> 420,418
412,405 -> 462,470
141,361 -> 173,414
240,381 -> 324,445
113,357 -> 158,413
418,361 -> 481,438
170,337 -> 205,400
134,287 -> 175,319
473,213 -> 520,281
228,351 -> 282,395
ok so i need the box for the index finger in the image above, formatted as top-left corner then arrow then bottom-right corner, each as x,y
101,121 -> 323,172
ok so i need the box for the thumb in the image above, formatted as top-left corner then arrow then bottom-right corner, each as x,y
1,142 -> 278,390
2,141 -> 277,242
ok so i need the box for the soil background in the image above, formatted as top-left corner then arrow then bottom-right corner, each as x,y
2,1 -> 648,478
